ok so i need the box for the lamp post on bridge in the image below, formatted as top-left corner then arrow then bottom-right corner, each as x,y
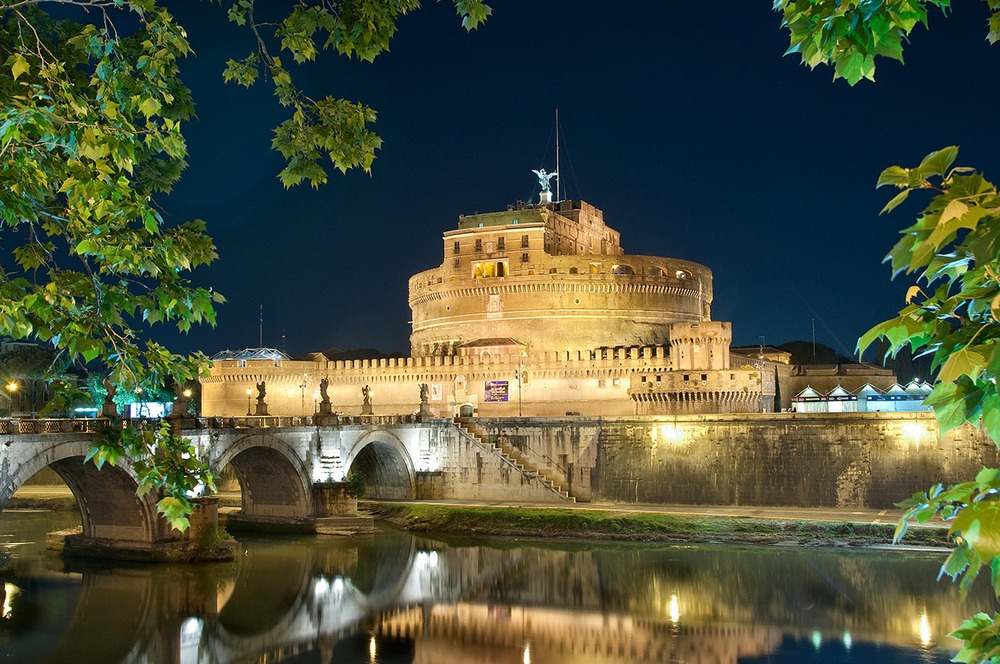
246,387 -> 252,416
5,381 -> 17,418
515,362 -> 524,417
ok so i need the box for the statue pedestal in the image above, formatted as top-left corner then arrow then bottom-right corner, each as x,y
254,401 -> 269,416
318,401 -> 332,415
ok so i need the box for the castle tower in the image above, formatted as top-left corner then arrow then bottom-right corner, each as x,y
408,199 -> 713,357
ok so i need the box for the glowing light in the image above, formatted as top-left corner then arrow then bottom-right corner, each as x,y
523,644 -> 531,664
180,617 -> 203,646
182,389 -> 193,398
655,425 -> 683,443
369,635 -> 377,662
5,381 -> 16,393
332,577 -> 345,594
903,422 -> 926,442
842,630 -> 852,650
2,583 -> 19,619
314,576 -> 330,599
918,612 -> 932,646
811,630 -> 822,650
669,593 -> 680,624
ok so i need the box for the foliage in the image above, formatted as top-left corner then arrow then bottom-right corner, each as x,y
1,2 -> 221,524
857,147 -> 1000,661
216,0 -> 492,187
775,0 -> 1000,85
345,470 -> 366,498
1,0 -> 490,530
87,419 -> 215,531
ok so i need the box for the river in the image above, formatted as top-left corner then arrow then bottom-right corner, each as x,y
0,510 -> 994,663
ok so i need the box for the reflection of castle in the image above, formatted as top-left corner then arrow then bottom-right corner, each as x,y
202,196 -> 775,417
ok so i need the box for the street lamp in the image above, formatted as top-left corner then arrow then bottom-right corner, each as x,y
515,363 -> 524,417
246,387 -> 252,416
5,381 -> 17,418
312,391 -> 319,414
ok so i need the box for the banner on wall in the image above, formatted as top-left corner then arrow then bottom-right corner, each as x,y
484,380 -> 509,402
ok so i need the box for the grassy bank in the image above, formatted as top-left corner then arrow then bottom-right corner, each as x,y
364,502 -> 950,548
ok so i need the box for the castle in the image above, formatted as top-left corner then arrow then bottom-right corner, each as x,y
201,193 -> 777,417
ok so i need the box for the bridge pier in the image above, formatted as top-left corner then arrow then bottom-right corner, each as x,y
225,482 -> 373,536
51,496 -> 237,563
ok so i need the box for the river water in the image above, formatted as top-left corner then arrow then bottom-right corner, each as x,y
0,510 -> 994,663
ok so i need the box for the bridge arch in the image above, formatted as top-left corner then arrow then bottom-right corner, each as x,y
212,433 -> 312,519
344,432 -> 415,501
3,438 -> 163,544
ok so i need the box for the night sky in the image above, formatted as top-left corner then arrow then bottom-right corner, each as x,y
156,2 -> 1000,359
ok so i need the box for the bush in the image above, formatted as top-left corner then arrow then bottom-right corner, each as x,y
345,471 -> 367,498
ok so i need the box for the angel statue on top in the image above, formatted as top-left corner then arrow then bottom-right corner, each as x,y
532,168 -> 558,193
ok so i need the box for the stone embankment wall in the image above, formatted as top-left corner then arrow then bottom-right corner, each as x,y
477,413 -> 998,509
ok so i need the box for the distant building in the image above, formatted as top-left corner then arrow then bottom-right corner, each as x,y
791,378 -> 932,413
202,195 -> 779,417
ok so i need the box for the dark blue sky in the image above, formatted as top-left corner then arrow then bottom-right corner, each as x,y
159,2 -> 1000,358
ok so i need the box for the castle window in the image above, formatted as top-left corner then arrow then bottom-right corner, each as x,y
453,258 -> 460,269
569,267 -> 578,274
513,218 -> 519,224
598,379 -> 606,388
656,375 -> 663,382
497,237 -> 505,250
549,268 -> 557,274
475,239 -> 482,252
521,235 -> 529,248
683,374 -> 689,381
641,376 -> 647,383
701,374 -> 708,381
730,373 -> 735,380
676,270 -> 688,280
472,260 -> 507,279
454,240 -> 460,254
613,378 -> 620,387
611,264 -> 635,275
521,253 -> 529,263
650,267 -> 665,277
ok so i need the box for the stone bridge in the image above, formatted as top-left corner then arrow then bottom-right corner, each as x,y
0,415 -> 576,558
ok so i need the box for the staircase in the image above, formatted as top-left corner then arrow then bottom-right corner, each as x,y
454,418 -> 576,503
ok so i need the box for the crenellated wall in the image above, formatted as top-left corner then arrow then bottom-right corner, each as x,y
200,343 -> 770,418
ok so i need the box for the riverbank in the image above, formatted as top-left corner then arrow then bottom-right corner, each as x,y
363,502 -> 950,548
5,489 -> 950,548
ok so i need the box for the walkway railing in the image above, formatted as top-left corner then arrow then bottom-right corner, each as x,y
0,413 -> 429,435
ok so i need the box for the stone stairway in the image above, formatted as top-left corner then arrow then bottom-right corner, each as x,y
454,418 -> 576,503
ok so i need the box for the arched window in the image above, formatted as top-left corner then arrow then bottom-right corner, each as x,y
611,264 -> 634,275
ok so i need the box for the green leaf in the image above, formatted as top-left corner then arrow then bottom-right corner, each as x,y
917,146 -> 959,178
952,503 -> 1000,561
939,348 -> 989,384
880,188 -> 910,214
10,53 -> 29,81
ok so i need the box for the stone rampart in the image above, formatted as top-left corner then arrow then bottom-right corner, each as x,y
477,413 -> 998,508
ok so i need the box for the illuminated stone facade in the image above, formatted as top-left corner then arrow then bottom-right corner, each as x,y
409,200 -> 712,356
202,199 -> 772,417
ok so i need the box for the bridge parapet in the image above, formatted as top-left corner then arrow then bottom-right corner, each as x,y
0,418 -> 120,435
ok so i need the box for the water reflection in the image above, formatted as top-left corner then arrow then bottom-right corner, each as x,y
0,511 -> 994,663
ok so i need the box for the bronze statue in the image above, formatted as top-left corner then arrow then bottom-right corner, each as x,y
319,377 -> 330,403
419,383 -> 429,404
256,381 -> 266,401
531,168 -> 558,193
